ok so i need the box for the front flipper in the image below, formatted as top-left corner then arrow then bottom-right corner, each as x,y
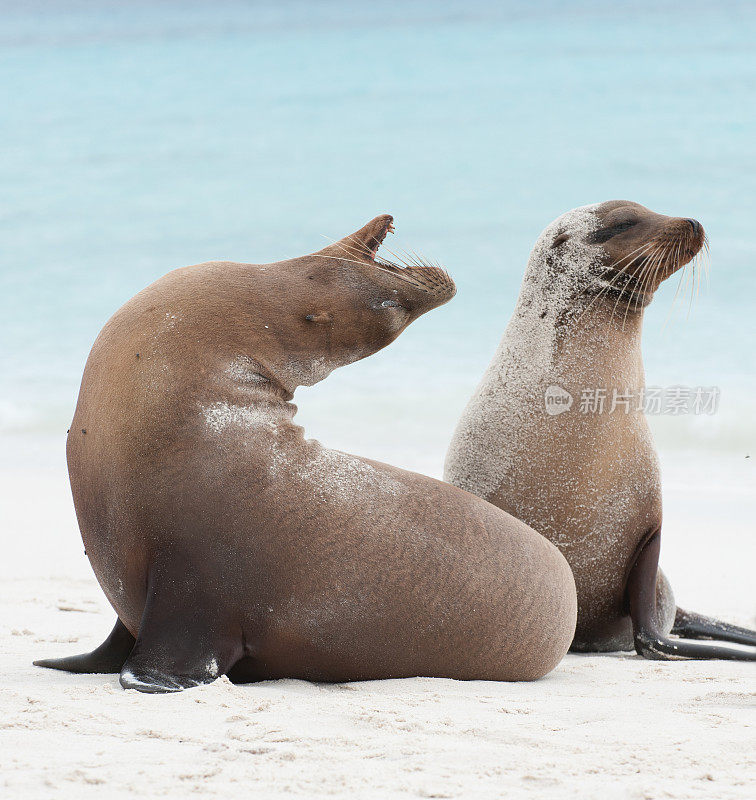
672,607 -> 756,648
628,531 -> 756,661
34,618 -> 135,674
119,575 -> 242,693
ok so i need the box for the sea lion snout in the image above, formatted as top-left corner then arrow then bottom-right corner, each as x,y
593,202 -> 706,278
485,201 -> 706,325
300,214 -> 455,358
228,215 -> 456,392
643,212 -> 706,281
680,217 -> 705,258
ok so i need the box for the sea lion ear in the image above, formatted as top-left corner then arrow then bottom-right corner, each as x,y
551,232 -> 570,248
317,214 -> 394,263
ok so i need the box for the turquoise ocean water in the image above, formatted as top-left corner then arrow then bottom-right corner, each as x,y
1,0 -> 755,472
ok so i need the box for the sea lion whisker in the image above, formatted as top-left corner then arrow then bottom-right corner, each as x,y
701,237 -> 711,288
577,269 -> 631,322
373,244 -> 451,292
626,242 -> 666,326
396,248 -> 423,269
396,247 -> 443,275
678,263 -> 692,322
626,246 -> 659,317
315,234 -> 444,292
332,231 -> 409,268
608,240 -> 659,270
315,252 -> 431,290
637,247 -> 662,309
617,246 -> 658,328
687,253 -> 697,320
662,239 -> 688,330
392,247 -> 429,274
638,241 -> 667,304
597,241 -> 659,291
581,243 -> 653,309
675,238 -> 694,321
358,235 -> 453,294
378,243 -> 423,271
680,237 -> 696,319
620,239 -> 670,327
576,242 -> 657,323
408,248 -> 436,268
313,253 -> 381,269
632,248 -> 658,311
691,235 -> 709,315
313,253 -> 410,281
694,251 -> 702,307
579,240 -> 656,304
319,237 -> 388,269
312,254 -> 430,288
611,256 -> 643,322
317,228 -> 452,298
319,233 -> 375,261
578,241 -> 654,305
340,233 -> 387,260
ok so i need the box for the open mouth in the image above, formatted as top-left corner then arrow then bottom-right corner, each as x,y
335,215 -> 457,301
363,216 -> 395,259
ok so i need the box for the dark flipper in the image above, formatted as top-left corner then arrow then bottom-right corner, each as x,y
119,571 -> 242,693
628,531 -> 756,661
33,618 -> 135,674
672,607 -> 756,648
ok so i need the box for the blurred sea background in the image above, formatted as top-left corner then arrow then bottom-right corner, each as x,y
1,1 -> 754,597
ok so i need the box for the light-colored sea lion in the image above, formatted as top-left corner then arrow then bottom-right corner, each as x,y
35,214 -> 577,692
445,201 -> 756,661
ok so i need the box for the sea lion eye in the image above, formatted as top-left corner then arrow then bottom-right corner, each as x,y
380,299 -> 401,308
592,219 -> 638,243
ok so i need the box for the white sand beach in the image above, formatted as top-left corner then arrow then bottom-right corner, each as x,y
2,443 -> 753,799
3,1 -> 755,797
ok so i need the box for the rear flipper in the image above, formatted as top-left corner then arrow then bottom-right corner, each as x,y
628,531 -> 756,661
119,571 -> 243,693
672,607 -> 756,648
34,618 -> 135,674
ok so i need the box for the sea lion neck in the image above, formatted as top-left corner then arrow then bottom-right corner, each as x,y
505,261 -> 645,393
506,293 -> 644,389
220,354 -> 297,402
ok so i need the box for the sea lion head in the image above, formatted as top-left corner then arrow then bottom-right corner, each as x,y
260,214 -> 456,388
524,201 -> 706,322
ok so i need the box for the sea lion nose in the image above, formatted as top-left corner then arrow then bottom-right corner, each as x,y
686,219 -> 701,235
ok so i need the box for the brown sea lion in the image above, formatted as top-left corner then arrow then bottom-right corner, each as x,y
445,201 -> 756,661
35,214 -> 577,692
